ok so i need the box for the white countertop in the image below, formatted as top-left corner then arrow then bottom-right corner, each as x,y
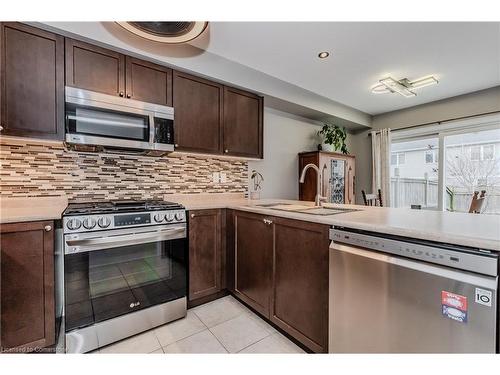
1,193 -> 498,251
0,196 -> 69,224
168,194 -> 500,251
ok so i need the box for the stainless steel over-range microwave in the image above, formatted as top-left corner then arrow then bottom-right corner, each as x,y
64,87 -> 174,156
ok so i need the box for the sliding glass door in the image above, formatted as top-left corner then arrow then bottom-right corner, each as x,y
444,128 -> 500,214
390,114 -> 500,215
390,137 -> 439,209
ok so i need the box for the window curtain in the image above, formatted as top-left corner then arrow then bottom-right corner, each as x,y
371,128 -> 392,206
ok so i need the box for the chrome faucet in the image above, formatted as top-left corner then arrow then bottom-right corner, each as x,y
299,163 -> 327,207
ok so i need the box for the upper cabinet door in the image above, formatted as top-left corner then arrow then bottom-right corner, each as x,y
65,38 -> 125,97
173,71 -> 223,154
0,22 -> 64,139
125,56 -> 172,106
223,87 -> 263,159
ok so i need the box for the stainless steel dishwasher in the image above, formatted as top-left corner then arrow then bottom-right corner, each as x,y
329,226 -> 498,353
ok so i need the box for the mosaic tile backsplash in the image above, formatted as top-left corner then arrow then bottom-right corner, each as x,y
0,138 -> 248,202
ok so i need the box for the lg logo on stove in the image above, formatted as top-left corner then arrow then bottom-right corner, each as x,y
475,288 -> 492,307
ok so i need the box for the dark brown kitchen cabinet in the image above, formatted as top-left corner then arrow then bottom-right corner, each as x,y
223,86 -> 263,158
65,38 -> 126,97
271,217 -> 330,353
188,209 -> 224,303
232,210 -> 273,318
66,41 -> 174,106
229,211 -> 329,353
0,220 -> 55,352
173,71 -> 223,154
0,22 -> 64,139
125,56 -> 172,106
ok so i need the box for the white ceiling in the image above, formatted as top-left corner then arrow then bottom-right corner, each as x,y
190,22 -> 500,115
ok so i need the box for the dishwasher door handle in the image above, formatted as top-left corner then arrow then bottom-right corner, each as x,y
330,242 -> 498,290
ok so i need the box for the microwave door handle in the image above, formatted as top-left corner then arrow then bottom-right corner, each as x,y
149,114 -> 155,144
65,227 -> 185,254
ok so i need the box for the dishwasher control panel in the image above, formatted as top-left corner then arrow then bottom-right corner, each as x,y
330,228 -> 498,277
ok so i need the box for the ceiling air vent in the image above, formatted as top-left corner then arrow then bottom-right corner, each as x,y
116,21 -> 208,44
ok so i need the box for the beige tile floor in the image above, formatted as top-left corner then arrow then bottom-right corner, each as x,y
96,295 -> 305,354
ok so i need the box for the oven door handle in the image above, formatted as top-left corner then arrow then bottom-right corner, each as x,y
65,227 -> 185,254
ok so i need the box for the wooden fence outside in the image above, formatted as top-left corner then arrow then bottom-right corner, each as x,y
391,177 -> 500,214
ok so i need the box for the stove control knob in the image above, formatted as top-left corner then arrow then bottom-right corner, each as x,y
165,213 -> 175,222
175,212 -> 185,221
66,218 -> 82,230
98,216 -> 111,228
83,217 -> 97,229
154,213 -> 164,223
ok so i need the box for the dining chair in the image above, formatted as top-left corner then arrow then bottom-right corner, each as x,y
469,190 -> 486,214
362,189 -> 383,206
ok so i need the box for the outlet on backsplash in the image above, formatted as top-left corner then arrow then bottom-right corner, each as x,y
212,172 -> 220,183
211,172 -> 227,183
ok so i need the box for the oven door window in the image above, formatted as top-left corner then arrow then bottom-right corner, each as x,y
64,238 -> 186,332
66,104 -> 150,142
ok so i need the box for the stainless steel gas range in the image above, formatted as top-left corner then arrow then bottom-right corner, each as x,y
60,200 -> 187,353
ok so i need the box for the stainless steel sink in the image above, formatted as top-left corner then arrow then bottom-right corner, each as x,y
294,207 -> 360,216
255,203 -> 360,216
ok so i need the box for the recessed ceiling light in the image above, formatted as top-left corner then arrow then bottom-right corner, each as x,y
318,51 -> 330,59
371,75 -> 438,97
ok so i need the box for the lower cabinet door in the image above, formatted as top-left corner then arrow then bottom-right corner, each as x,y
233,211 -> 273,318
271,218 -> 330,353
0,220 -> 55,352
188,209 -> 222,301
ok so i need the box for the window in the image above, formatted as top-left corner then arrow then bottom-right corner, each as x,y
425,150 -> 438,164
391,154 -> 397,165
391,152 -> 405,165
445,130 -> 500,214
470,144 -> 495,161
471,145 -> 481,161
390,138 -> 439,209
390,114 -> 500,214
483,145 -> 494,160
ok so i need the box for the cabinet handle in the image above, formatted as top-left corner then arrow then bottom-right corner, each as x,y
44,225 -> 52,232
0,125 -> 4,132
224,149 -> 229,153
174,144 -> 179,148
119,92 -> 124,97
191,214 -> 195,218
263,219 -> 273,225
126,93 -> 131,99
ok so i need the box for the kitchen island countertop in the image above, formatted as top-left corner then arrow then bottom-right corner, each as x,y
168,193 -> 500,251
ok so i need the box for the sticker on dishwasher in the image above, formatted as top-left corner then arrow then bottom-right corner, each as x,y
442,305 -> 467,323
475,288 -> 492,307
441,291 -> 468,323
441,291 -> 468,311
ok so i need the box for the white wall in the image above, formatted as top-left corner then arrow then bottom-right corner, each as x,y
248,108 -> 322,199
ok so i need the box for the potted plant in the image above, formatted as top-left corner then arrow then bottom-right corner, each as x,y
250,170 -> 264,200
318,124 -> 348,154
